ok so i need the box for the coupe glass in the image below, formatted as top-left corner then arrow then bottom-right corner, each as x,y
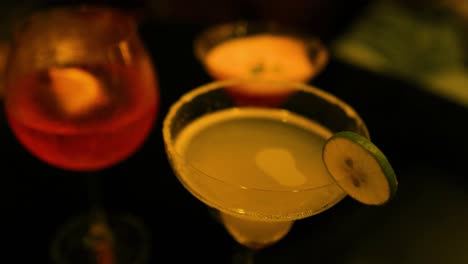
194,20 -> 329,83
4,6 -> 159,264
162,79 -> 369,262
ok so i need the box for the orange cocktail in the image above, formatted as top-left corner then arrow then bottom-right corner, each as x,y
194,21 -> 328,106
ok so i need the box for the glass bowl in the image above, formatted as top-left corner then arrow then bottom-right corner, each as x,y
194,20 -> 329,83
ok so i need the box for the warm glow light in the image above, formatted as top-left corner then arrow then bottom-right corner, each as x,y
49,67 -> 109,116
118,41 -> 132,64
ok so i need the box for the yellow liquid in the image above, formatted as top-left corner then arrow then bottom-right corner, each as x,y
173,107 -> 345,247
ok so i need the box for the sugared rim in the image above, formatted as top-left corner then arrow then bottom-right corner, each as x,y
162,79 -> 370,193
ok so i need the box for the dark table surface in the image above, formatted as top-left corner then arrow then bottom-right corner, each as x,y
2,19 -> 468,264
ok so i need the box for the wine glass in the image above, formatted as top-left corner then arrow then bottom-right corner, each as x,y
162,79 -> 369,262
193,20 -> 329,83
4,6 -> 159,264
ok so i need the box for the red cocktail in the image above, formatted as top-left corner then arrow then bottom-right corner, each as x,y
4,6 -> 158,264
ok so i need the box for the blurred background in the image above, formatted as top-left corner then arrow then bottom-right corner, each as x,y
0,0 -> 466,106
1,1 -> 467,263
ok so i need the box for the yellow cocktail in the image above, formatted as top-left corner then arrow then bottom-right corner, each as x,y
163,79 -> 370,251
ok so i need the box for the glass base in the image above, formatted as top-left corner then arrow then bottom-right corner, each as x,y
50,212 -> 150,264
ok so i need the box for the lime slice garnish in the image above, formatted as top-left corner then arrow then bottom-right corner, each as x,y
322,131 -> 398,205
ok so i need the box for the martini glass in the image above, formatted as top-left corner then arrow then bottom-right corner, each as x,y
193,20 -> 329,83
4,6 -> 159,264
162,79 -> 369,262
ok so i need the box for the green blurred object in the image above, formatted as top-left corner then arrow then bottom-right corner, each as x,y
332,0 -> 468,108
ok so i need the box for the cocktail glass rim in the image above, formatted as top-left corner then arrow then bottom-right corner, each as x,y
162,78 -> 369,193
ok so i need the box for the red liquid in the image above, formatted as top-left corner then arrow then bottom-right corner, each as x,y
226,86 -> 293,107
5,62 -> 159,171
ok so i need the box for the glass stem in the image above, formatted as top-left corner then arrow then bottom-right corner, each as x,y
232,244 -> 256,264
84,172 -> 115,264
86,172 -> 105,219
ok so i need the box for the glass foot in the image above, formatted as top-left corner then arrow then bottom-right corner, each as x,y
50,212 -> 150,264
